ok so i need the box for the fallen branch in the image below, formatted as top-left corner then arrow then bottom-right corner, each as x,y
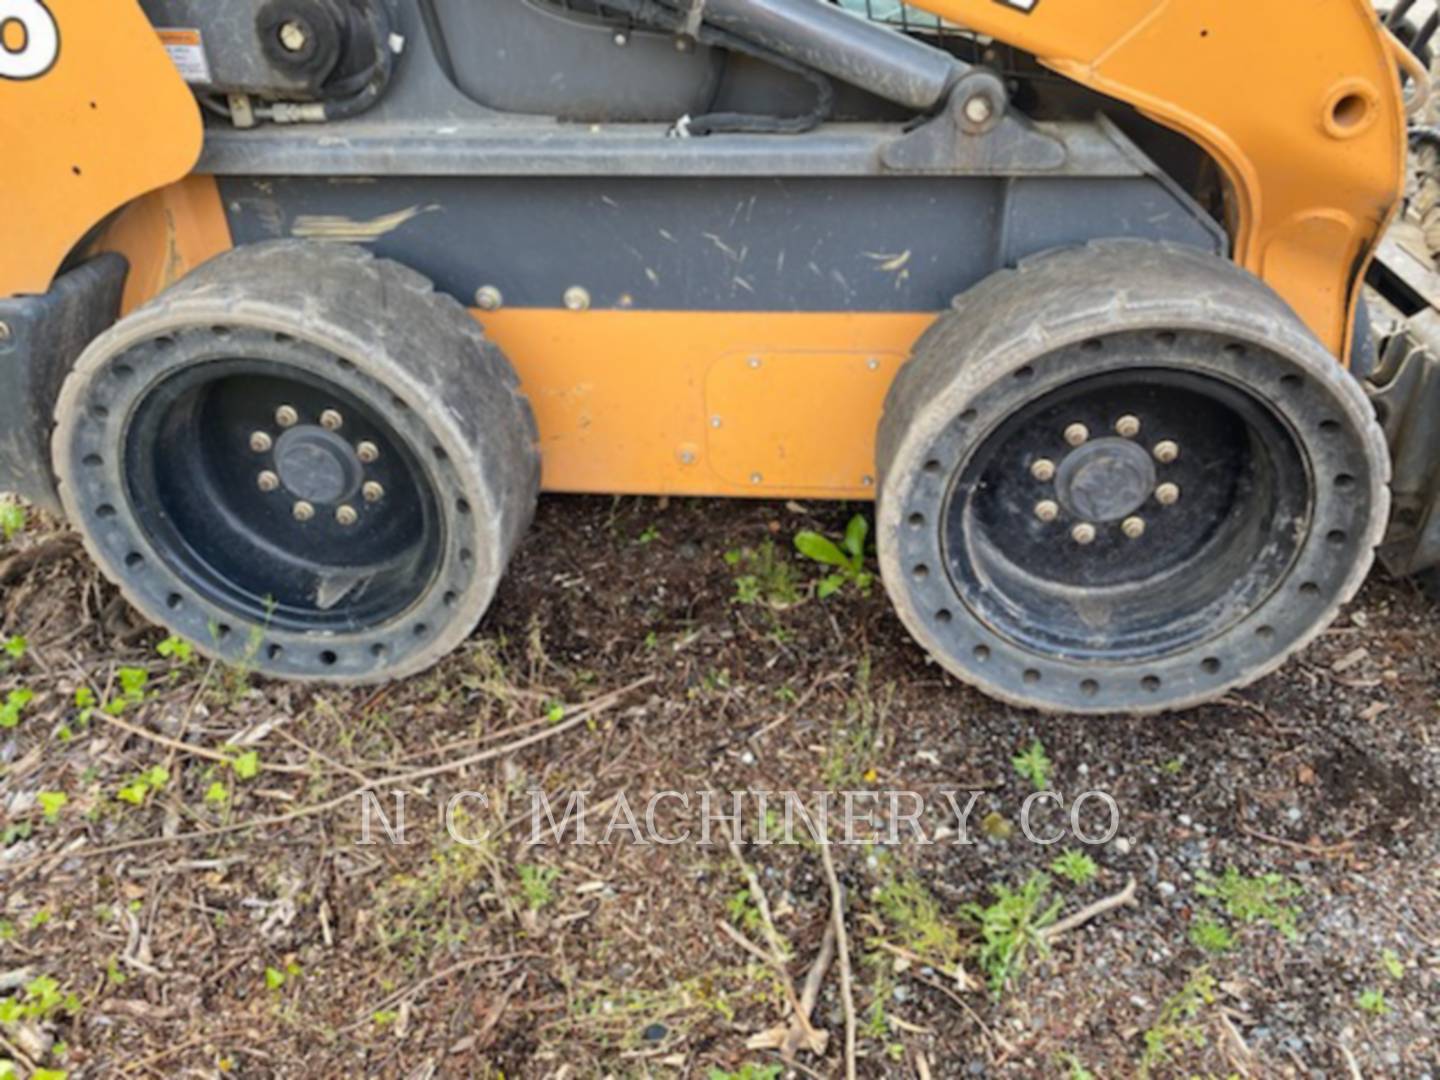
723,826 -> 825,1057
1043,877 -> 1138,942
818,839 -> 857,1080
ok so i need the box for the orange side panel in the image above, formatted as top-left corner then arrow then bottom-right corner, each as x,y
905,0 -> 1406,360
93,175 -> 233,316
0,0 -> 203,299
478,310 -> 934,498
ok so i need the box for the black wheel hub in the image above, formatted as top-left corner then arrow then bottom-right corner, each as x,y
1054,437 -> 1156,522
274,425 -> 363,504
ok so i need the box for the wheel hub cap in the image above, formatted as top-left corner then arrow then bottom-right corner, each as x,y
274,425 -> 362,505
1055,437 -> 1157,522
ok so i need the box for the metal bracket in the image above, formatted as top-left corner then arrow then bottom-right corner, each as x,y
881,71 -> 1066,175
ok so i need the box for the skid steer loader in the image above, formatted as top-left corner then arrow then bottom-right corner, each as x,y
0,0 -> 1435,714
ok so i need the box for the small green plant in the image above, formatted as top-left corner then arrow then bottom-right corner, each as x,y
38,792 -> 67,823
794,514 -> 874,598
0,688 -> 33,729
725,540 -> 804,609
726,888 -> 764,935
156,635 -> 194,664
204,781 -> 229,806
1196,868 -> 1302,940
517,863 -> 559,911
874,876 -> 965,973
1049,850 -> 1099,887
264,966 -> 287,991
1380,948 -> 1405,980
2,635 -> 25,661
226,749 -> 261,780
1357,988 -> 1389,1016
1188,919 -> 1234,954
1139,968 -> 1216,1077
636,525 -> 661,545
0,499 -> 26,543
706,1066 -> 782,1080
961,872 -> 1061,993
1012,738 -> 1053,791
0,974 -> 80,1025
116,765 -> 169,806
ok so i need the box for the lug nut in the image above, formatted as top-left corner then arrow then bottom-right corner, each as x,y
362,481 -> 385,504
292,500 -> 315,522
1122,516 -> 1147,539
1115,415 -> 1142,439
1064,423 -> 1090,448
320,409 -> 344,431
1030,458 -> 1057,483
1071,522 -> 1097,545
335,505 -> 358,527
356,440 -> 380,464
257,470 -> 280,493
1155,482 -> 1181,506
249,431 -> 274,453
564,286 -> 591,311
278,20 -> 309,52
1034,499 -> 1060,523
475,285 -> 503,311
275,405 -> 299,428
1153,440 -> 1180,464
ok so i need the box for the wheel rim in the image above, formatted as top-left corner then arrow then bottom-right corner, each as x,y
123,357 -> 443,632
882,327 -> 1387,713
944,367 -> 1310,661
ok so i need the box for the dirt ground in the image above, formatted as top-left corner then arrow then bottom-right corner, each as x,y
0,494 -> 1437,1079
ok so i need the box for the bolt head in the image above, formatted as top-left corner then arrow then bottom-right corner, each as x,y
335,505 -> 358,527
1034,499 -> 1060,524
861,475 -> 875,487
249,431 -> 274,454
257,470 -> 280,493
1064,423 -> 1090,448
475,285 -> 503,311
750,472 -> 763,485
1155,482 -> 1181,506
1030,458 -> 1057,483
1122,516 -> 1147,539
613,31 -> 628,45
1071,522 -> 1097,545
292,500 -> 315,522
1115,415 -> 1142,439
319,409 -> 344,432
278,20 -> 309,52
675,36 -> 692,51
963,94 -> 995,125
564,286 -> 591,312
275,405 -> 299,429
0,321 -> 11,342
356,440 -> 380,464
362,481 -> 385,504
1153,440 -> 1180,465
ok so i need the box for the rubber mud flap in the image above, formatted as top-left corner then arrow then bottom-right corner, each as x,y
0,253 -> 127,514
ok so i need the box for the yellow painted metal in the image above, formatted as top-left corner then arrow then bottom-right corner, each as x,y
902,0 -> 1406,358
0,0 -> 202,298
477,310 -> 932,497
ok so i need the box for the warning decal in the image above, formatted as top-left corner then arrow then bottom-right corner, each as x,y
156,27 -> 210,85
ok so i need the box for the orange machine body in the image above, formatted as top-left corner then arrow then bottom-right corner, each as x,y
0,0 -> 1407,500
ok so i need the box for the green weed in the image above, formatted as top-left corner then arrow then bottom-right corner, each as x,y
1139,968 -> 1216,1077
725,540 -> 804,609
794,514 -> 873,598
874,876 -> 965,974
1357,988 -> 1389,1016
1188,919 -> 1234,954
0,688 -> 33,729
0,499 -> 26,543
961,872 -> 1060,993
1196,868 -> 1302,940
1049,850 -> 1098,887
1012,739 -> 1052,791
517,864 -> 559,911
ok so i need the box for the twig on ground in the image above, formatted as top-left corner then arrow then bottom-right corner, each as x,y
4,677 -> 653,867
1043,877 -> 1138,942
818,838 -> 857,1080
